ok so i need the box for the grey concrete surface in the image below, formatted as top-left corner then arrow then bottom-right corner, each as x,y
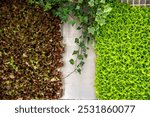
60,23 -> 96,99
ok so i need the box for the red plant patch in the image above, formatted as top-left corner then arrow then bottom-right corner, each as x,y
0,0 -> 64,99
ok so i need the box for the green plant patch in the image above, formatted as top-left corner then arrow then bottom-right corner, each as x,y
95,2 -> 150,99
0,0 -> 64,99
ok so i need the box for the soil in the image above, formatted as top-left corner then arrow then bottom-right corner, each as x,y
0,0 -> 64,99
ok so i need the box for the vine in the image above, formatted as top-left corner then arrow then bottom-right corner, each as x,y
28,0 -> 112,74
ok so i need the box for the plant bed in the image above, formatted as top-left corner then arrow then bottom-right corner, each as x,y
0,0 -> 64,99
95,2 -> 150,99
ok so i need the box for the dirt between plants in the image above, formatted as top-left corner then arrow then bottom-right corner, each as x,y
0,0 -> 64,99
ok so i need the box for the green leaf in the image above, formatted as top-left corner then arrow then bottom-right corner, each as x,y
75,38 -> 79,43
77,68 -> 81,74
79,16 -> 88,23
77,54 -> 83,60
69,59 -> 74,65
72,50 -> 79,55
78,0 -> 83,3
99,19 -> 106,26
77,26 -> 81,30
68,20 -> 76,26
100,0 -> 105,4
39,0 -> 44,6
82,46 -> 86,52
79,41 -> 85,48
88,0 -> 94,7
44,2 -> 52,11
88,27 -> 95,35
28,0 -> 35,4
78,61 -> 85,67
0,29 -> 2,34
84,53 -> 88,58
55,7 -> 69,22
83,16 -> 88,23
76,5 -> 80,10
104,5 -> 112,13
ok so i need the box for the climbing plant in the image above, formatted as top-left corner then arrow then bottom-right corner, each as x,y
28,0 -> 112,74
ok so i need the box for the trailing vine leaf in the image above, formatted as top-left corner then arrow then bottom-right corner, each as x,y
88,26 -> 95,35
88,0 -> 95,7
78,0 -> 83,4
72,50 -> 79,55
77,61 -> 85,67
77,26 -> 82,30
104,5 -> 112,13
77,54 -> 83,60
69,59 -> 75,65
77,68 -> 81,74
28,0 -> 35,4
84,53 -> 88,58
79,41 -> 85,48
75,38 -> 79,44
44,2 -> 52,11
100,0 -> 105,4
76,5 -> 80,10
67,19 -> 77,26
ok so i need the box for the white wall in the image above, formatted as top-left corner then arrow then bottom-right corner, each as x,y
61,22 -> 96,99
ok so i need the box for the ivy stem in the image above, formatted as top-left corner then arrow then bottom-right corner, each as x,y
62,68 -> 77,79
62,47 -> 80,79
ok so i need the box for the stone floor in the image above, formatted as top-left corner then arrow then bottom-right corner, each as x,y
60,23 -> 96,99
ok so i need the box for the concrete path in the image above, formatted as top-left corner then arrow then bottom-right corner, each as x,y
61,23 -> 96,99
